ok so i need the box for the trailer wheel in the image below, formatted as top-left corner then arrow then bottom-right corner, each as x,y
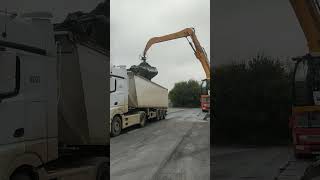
161,111 -> 165,119
139,112 -> 146,127
111,116 -> 122,137
96,162 -> 108,180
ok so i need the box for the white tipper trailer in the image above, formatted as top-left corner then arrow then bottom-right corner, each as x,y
110,65 -> 168,136
0,12 -> 108,180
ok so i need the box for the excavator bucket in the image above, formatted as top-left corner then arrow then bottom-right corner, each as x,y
128,61 -> 158,80
53,1 -> 108,51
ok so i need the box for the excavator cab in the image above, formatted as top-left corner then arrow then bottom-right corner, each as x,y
291,54 -> 320,156
200,79 -> 210,112
292,54 -> 320,106
201,79 -> 210,96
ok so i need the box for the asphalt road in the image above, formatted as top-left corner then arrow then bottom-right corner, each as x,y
110,108 -> 210,180
212,146 -> 293,180
153,110 -> 210,180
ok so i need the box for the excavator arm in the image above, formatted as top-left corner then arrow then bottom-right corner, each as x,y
142,28 -> 210,79
290,0 -> 320,54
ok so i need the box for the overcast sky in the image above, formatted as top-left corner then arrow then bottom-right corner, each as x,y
1,0 -> 104,23
111,0 -> 210,91
212,0 -> 308,66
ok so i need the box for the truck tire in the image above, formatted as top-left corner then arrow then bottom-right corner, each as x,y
163,111 -> 167,119
96,162 -> 108,180
162,110 -> 166,119
139,112 -> 146,127
111,116 -> 122,137
159,110 -> 162,120
156,110 -> 161,121
11,172 -> 33,180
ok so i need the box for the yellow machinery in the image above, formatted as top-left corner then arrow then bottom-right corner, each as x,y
287,0 -> 320,157
141,28 -> 210,111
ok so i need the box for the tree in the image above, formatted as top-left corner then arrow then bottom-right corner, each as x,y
169,80 -> 201,107
212,54 -> 292,145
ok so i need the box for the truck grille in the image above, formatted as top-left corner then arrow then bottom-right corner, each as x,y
306,135 -> 320,142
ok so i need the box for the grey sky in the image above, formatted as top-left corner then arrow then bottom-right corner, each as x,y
1,0 -> 104,23
212,0 -> 308,66
111,0 -> 210,91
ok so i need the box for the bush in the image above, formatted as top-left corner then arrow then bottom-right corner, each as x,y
212,54 -> 292,145
169,79 -> 201,108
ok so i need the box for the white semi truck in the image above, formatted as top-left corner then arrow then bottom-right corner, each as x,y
110,65 -> 168,136
0,12 -> 108,180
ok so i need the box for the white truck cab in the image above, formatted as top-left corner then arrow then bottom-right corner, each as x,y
0,12 -> 107,180
110,65 -> 129,117
0,12 -> 58,180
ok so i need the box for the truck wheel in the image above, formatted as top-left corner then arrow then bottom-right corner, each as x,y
11,172 -> 33,180
96,162 -> 108,180
111,116 -> 122,137
139,112 -> 146,127
162,110 -> 166,119
158,111 -> 162,120
156,110 -> 161,121
163,111 -> 167,119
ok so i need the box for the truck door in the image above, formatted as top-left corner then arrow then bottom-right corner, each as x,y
22,54 -> 49,160
110,75 -> 127,111
110,76 -> 118,108
0,51 -> 25,145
